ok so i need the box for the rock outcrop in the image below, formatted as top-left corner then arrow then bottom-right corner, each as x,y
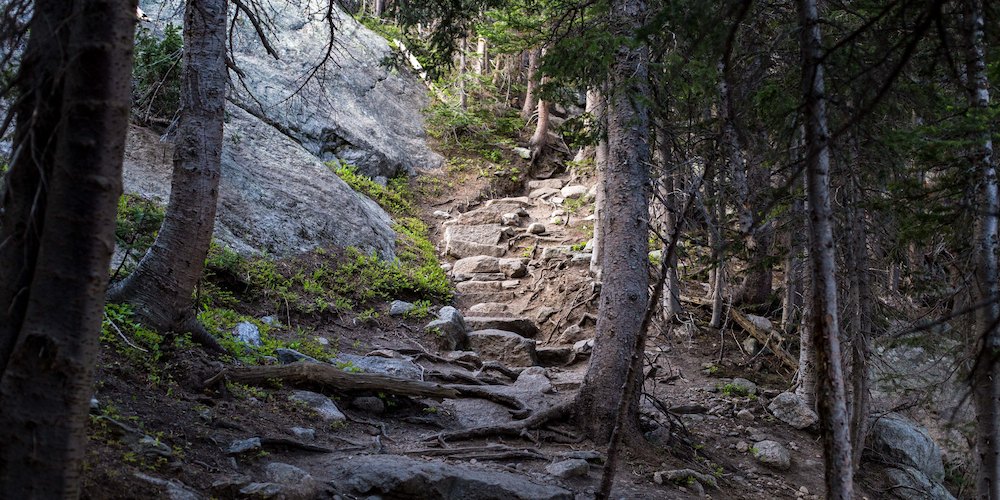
122,105 -> 396,258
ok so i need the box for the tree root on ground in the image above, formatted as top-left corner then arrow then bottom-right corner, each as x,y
405,444 -> 547,461
422,401 -> 573,444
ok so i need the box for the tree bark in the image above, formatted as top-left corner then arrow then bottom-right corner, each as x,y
709,169 -> 726,329
476,36 -> 488,75
844,132 -> 871,472
0,0 -> 136,496
575,0 -> 651,444
655,119 -> 680,320
459,37 -> 468,109
108,0 -> 228,353
590,88 -> 609,277
796,0 -> 854,496
521,48 -> 540,121
965,0 -> 1000,496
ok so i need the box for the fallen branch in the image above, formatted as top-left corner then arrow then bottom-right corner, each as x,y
204,361 -> 460,400
680,295 -> 798,370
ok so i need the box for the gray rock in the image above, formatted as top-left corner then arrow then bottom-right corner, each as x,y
513,147 -> 532,160
329,353 -> 423,380
275,348 -> 319,364
867,414 -> 945,482
545,459 -> 590,479
288,391 -> 346,422
536,307 -> 557,323
352,396 -> 386,414
142,0 -> 444,178
573,338 -> 594,355
289,427 -> 316,441
433,210 -> 452,219
560,185 -> 589,199
322,454 -> 572,499
557,325 -> 587,345
468,330 -> 538,367
453,255 -> 501,274
464,316 -> 539,338
249,462 -> 323,499
260,315 -> 280,326
536,347 -> 575,367
389,300 -> 416,316
752,440 -> 791,470
528,187 -> 561,200
134,473 -> 203,500
137,435 -> 173,459
501,213 -> 520,226
444,224 -> 510,259
768,392 -> 818,429
425,306 -> 469,351
884,466 -> 956,500
227,437 -> 262,455
730,377 -> 758,395
527,222 -> 547,234
468,302 -> 511,315
737,409 -> 755,421
528,179 -> 564,190
514,366 -> 553,394
122,106 -> 397,258
234,322 -> 262,347
652,469 -> 719,490
499,258 -> 528,278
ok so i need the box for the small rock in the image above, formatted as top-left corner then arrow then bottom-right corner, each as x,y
652,469 -> 718,490
453,255 -> 501,274
227,437 -> 262,455
352,396 -> 386,414
513,147 -> 531,159
528,222 -> 546,234
736,441 -> 749,453
468,302 -> 510,315
501,213 -> 520,226
90,397 -> 100,412
467,329 -> 538,367
551,196 -> 565,205
264,462 -> 321,499
499,258 -> 528,278
288,391 -> 346,422
234,322 -> 262,347
545,459 -> 590,479
573,338 -> 594,355
528,179 -> 564,190
389,300 -> 416,316
536,307 -> 557,323
557,324 -> 587,344
137,435 -> 173,459
433,210 -> 452,219
644,426 -> 671,447
289,427 -> 315,441
260,316 -> 280,326
737,409 -> 755,421
275,348 -> 319,364
425,306 -> 469,351
560,185 -> 588,199
741,337 -> 759,354
315,336 -> 329,346
515,207 -> 529,217
752,440 -> 791,470
528,187 -> 560,199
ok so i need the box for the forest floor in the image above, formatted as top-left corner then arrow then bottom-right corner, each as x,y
81,131 -> 898,499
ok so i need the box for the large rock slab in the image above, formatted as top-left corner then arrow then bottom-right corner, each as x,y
328,353 -> 422,380
444,225 -> 509,258
465,317 -> 540,338
139,0 -> 442,178
867,414 -> 945,482
425,306 -> 469,351
884,466 -> 956,500
468,330 -> 538,367
452,255 -> 501,274
122,106 -> 396,258
322,454 -> 572,499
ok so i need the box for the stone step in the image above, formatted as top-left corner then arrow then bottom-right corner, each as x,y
467,329 -> 538,367
464,316 -> 540,338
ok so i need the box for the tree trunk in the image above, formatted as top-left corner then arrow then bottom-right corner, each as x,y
709,169 -> 726,329
476,36 -> 488,75
796,0 -> 854,496
782,194 -> 805,334
530,95 -> 550,153
965,0 -> 1000,496
844,133 -> 872,472
521,48 -> 540,121
656,122 -> 681,320
575,0 -> 651,444
459,37 -> 468,109
0,0 -> 136,496
107,0 -> 228,353
575,88 -> 601,163
590,88 -> 609,277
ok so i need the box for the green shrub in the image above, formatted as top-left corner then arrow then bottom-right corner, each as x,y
114,194 -> 165,264
133,24 -> 183,122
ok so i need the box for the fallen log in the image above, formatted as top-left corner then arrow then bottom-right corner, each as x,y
204,361 -> 460,400
680,295 -> 798,370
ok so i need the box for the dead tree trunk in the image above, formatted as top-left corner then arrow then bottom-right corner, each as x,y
965,0 -> 1000,496
590,88 -> 609,278
0,0 -> 136,496
108,0 -> 228,353
521,48 -> 540,121
575,0 -> 651,443
797,0 -> 854,496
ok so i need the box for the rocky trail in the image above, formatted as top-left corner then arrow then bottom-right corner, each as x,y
84,157 -> 959,500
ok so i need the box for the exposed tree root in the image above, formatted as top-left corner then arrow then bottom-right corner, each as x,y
422,401 -> 573,444
406,444 -> 547,461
